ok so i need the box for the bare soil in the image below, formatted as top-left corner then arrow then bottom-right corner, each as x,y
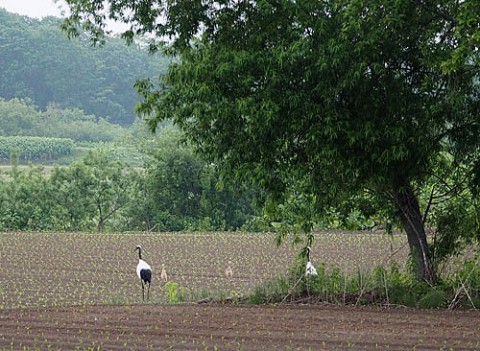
1,303 -> 478,350
1,232 -> 477,350
0,231 -> 409,309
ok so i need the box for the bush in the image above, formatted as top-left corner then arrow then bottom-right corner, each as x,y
247,259 -> 480,309
419,290 -> 447,309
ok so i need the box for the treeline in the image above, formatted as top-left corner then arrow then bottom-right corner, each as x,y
0,129 -> 263,232
0,97 -> 383,232
0,9 -> 169,126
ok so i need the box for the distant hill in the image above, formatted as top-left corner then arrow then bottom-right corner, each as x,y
0,9 -> 170,126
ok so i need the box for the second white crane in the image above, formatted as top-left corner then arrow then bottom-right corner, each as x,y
305,246 -> 318,277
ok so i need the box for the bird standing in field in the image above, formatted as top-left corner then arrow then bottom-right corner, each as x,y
305,246 -> 318,277
135,245 -> 152,301
225,260 -> 233,279
160,263 -> 168,283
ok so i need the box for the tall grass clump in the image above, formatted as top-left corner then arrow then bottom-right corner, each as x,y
447,258 -> 480,309
248,257 -> 480,309
165,282 -> 186,303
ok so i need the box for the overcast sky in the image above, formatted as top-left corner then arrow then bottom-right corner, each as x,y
0,0 -> 68,18
0,0 -> 130,33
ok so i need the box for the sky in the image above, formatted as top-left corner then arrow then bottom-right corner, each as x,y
0,0 -> 127,33
0,0 -> 69,19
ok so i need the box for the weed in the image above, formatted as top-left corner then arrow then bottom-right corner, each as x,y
105,292 -> 128,305
248,257 -> 480,309
419,290 -> 447,309
165,282 -> 179,303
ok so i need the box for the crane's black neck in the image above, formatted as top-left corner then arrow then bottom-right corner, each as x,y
306,249 -> 311,261
138,248 -> 143,260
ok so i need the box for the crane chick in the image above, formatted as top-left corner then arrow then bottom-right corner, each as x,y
160,263 -> 168,283
225,260 -> 233,279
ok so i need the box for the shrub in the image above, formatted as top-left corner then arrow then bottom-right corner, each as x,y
247,259 -> 479,310
419,290 -> 447,309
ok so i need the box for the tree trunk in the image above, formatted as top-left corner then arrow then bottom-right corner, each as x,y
391,174 -> 436,282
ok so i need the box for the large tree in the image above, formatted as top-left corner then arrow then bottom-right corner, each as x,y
62,0 -> 480,282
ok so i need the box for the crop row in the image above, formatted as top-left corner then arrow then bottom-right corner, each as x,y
0,136 -> 74,161
0,231 -> 408,309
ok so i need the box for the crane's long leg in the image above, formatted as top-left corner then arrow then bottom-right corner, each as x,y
147,282 -> 150,301
141,281 -> 145,301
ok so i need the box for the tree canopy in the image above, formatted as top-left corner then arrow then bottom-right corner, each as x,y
62,0 -> 480,282
0,9 -> 170,125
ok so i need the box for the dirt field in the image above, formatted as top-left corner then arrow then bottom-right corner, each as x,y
0,231 -> 478,350
0,231 -> 409,308
1,303 -> 478,350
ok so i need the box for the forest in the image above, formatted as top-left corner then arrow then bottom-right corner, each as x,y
0,8 -> 169,126
0,9 -> 262,232
0,96 -> 377,233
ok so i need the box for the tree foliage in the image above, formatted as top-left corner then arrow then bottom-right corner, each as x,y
0,9 -> 170,125
0,137 -> 260,232
134,127 -> 260,231
0,98 -> 126,143
62,0 -> 480,281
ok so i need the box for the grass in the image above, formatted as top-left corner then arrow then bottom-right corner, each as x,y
248,257 -> 480,309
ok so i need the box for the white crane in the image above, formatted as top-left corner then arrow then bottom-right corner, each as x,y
305,246 -> 318,277
135,245 -> 152,301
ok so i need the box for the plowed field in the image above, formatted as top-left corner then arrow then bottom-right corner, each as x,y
1,304 -> 478,350
0,231 -> 478,350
